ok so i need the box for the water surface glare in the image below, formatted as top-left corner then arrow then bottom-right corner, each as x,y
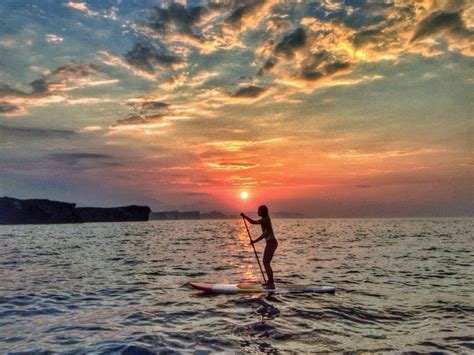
1,218 -> 473,353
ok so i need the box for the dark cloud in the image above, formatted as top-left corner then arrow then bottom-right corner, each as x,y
125,40 -> 182,73
258,27 -> 306,75
0,124 -> 75,139
127,100 -> 170,111
35,62 -> 101,93
257,61 -> 274,76
119,97 -> 171,126
114,114 -> 164,126
353,28 -> 383,47
262,58 -> 276,71
50,153 -> 113,165
29,79 -> 50,95
225,0 -> 265,25
142,101 -> 169,110
148,2 -> 207,39
0,80 -> 49,99
274,27 -> 306,57
51,63 -> 98,78
300,69 -> 324,81
51,153 -> 111,159
0,102 -> 21,114
147,0 -> 267,30
232,85 -> 267,98
0,84 -> 29,98
411,10 -> 473,42
0,81 -> 53,116
324,61 -> 351,75
300,51 -> 351,81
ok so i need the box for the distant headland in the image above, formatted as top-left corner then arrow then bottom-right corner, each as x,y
0,197 -> 150,225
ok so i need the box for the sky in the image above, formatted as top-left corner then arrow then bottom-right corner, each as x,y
0,0 -> 473,217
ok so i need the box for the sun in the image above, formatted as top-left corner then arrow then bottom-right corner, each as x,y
240,191 -> 249,200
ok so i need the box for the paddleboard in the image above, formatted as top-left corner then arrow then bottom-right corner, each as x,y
188,282 -> 335,294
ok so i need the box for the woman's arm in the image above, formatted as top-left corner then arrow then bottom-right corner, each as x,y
240,213 -> 260,225
251,234 -> 265,244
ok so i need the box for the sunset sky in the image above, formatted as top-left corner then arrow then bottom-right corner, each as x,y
0,0 -> 472,217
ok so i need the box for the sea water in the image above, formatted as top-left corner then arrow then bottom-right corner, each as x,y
1,218 -> 473,353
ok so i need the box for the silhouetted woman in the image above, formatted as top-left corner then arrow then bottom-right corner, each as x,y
241,205 -> 278,288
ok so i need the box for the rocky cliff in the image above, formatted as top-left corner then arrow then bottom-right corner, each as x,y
0,197 -> 80,224
0,197 -> 150,224
76,206 -> 151,223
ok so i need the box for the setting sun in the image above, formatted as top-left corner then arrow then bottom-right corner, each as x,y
240,191 -> 249,200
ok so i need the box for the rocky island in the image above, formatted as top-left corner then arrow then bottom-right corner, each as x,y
0,197 -> 150,225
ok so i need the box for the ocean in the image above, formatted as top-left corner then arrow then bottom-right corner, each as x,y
1,218 -> 473,353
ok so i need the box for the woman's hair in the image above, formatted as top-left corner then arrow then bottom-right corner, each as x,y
258,205 -> 269,217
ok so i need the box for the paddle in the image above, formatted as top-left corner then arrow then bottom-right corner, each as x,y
242,216 -> 267,283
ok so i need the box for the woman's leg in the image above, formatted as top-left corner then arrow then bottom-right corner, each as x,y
263,240 -> 278,285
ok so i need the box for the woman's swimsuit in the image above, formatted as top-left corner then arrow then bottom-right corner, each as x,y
258,216 -> 276,242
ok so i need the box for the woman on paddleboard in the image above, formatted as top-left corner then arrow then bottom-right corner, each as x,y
241,205 -> 278,289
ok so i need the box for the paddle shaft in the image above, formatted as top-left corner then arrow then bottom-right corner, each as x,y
242,216 -> 267,283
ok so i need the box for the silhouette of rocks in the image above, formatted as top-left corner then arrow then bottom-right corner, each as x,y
0,196 -> 150,225
76,205 -> 151,223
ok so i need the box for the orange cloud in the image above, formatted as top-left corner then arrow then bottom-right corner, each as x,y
206,162 -> 260,171
66,1 -> 98,16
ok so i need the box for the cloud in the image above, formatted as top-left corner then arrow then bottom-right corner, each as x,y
224,0 -> 266,26
257,26 -> 307,75
124,0 -> 280,77
0,84 -> 36,98
0,102 -> 23,116
46,34 -> 64,43
125,40 -> 183,73
232,85 -> 267,98
206,162 -> 260,171
126,98 -> 170,111
0,62 -> 117,115
147,2 -> 207,39
2,62 -> 110,97
98,51 -> 158,80
66,1 -> 98,16
257,23 -> 355,86
106,122 -> 170,136
0,82 -> 63,115
274,27 -> 306,58
252,0 -> 473,95
112,94 -> 173,128
299,51 -> 351,81
79,126 -> 103,133
111,100 -> 197,130
328,148 -> 446,160
50,152 -> 113,165
0,124 -> 75,139
204,138 -> 284,152
411,10 -> 473,42
114,114 -> 164,126
48,62 -> 119,90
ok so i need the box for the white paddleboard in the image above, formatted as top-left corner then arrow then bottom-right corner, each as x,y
188,282 -> 335,294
